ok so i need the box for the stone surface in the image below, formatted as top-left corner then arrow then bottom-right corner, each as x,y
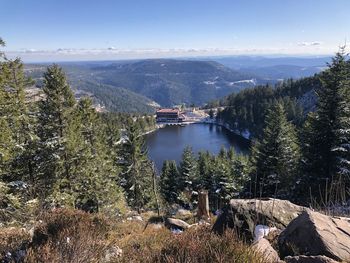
212,198 -> 307,239
165,218 -> 190,230
251,238 -> 282,263
284,255 -> 339,263
176,209 -> 192,217
104,246 -> 123,262
278,210 -> 350,262
126,215 -> 143,221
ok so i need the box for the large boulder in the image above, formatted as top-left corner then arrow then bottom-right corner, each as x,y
212,198 -> 307,239
251,238 -> 282,263
284,255 -> 339,263
278,210 -> 350,262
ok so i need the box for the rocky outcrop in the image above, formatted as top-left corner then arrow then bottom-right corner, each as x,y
212,198 -> 307,239
251,238 -> 282,263
165,218 -> 190,230
278,210 -> 350,262
284,255 -> 339,263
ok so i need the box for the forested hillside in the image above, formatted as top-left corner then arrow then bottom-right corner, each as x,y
25,59 -> 266,112
214,72 -> 323,137
91,59 -> 257,107
25,64 -> 159,113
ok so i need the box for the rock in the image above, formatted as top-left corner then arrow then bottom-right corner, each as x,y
176,208 -> 192,217
126,215 -> 143,221
213,198 -> 307,239
104,246 -> 123,262
278,210 -> 350,262
251,238 -> 282,263
284,255 -> 339,263
165,218 -> 190,230
149,223 -> 163,230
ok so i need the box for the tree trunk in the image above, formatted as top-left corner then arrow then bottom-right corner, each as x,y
197,190 -> 210,222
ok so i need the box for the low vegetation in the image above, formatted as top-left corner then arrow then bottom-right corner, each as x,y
0,208 -> 268,263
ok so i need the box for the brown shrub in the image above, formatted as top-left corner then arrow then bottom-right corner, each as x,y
157,226 -> 267,263
24,208 -> 115,263
117,225 -> 268,263
0,209 -> 269,263
0,227 -> 30,257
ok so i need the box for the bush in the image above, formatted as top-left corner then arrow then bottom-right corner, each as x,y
156,226 -> 266,263
0,227 -> 30,258
25,208 -> 114,263
0,209 -> 269,263
118,225 -> 267,263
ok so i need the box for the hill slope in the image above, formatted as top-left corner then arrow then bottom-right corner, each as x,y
89,59 -> 261,106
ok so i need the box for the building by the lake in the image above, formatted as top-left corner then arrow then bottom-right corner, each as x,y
156,108 -> 185,122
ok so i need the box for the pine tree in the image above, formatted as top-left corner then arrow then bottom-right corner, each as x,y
227,147 -> 236,161
213,155 -> 233,205
0,41 -> 35,193
301,49 -> 350,201
197,151 -> 212,190
231,155 -> 250,196
179,146 -> 198,192
332,54 -> 350,187
119,121 -> 154,212
160,160 -> 179,203
37,64 -> 76,202
0,38 -> 34,220
178,146 -> 198,207
251,103 -> 300,198
72,97 -> 124,213
3,59 -> 37,189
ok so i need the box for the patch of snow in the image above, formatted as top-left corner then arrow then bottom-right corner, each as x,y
203,80 -> 216,85
241,129 -> 251,139
171,228 -> 183,234
232,79 -> 257,85
254,225 -> 277,242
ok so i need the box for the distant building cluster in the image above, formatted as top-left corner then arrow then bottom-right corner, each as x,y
156,108 -> 185,123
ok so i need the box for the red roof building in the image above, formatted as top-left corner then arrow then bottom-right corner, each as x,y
156,108 -> 184,122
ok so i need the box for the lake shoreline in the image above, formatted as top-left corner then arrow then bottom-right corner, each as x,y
149,120 -> 251,142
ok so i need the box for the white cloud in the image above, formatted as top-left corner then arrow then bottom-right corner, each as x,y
5,45 -> 334,62
298,41 -> 323,46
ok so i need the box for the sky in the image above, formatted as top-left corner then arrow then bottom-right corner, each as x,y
1,0 -> 350,62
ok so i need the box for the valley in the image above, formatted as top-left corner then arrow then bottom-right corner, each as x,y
24,56 -> 327,114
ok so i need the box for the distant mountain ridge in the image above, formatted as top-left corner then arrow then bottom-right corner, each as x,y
89,59 -> 262,107
25,56 -> 330,113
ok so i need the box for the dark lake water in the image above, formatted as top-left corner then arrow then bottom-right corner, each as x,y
145,123 -> 250,172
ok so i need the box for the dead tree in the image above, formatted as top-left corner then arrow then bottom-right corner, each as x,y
197,190 -> 210,222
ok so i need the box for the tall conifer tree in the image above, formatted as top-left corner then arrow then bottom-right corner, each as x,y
37,64 -> 76,202
119,121 -> 153,212
251,103 -> 300,197
301,48 -> 350,201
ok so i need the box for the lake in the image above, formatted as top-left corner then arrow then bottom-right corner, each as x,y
145,123 -> 250,172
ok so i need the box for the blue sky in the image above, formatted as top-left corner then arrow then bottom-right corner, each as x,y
1,0 -> 350,61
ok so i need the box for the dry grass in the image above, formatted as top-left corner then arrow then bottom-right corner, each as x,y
25,209 -> 115,263
0,209 -> 268,263
115,224 -> 267,263
0,227 -> 30,257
